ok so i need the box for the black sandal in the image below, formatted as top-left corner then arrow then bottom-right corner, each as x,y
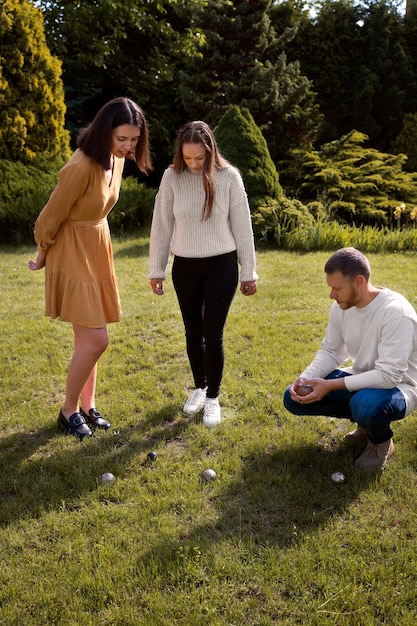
80,407 -> 111,431
57,410 -> 93,440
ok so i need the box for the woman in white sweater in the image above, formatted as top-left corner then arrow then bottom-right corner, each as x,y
149,121 -> 258,426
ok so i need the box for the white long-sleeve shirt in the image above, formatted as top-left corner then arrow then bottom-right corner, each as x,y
301,288 -> 417,415
149,165 -> 258,282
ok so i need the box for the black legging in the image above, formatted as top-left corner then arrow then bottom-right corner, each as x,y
172,251 -> 238,398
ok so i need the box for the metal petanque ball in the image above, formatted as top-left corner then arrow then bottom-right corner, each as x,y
331,471 -> 345,484
201,468 -> 217,482
147,451 -> 157,461
100,472 -> 116,485
298,383 -> 314,396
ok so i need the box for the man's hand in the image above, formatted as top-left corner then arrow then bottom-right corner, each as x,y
290,376 -> 344,404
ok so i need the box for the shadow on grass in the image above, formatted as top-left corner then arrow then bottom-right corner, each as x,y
0,407 -> 378,551
131,439 -> 379,576
0,404 -> 191,526
209,441 -> 377,543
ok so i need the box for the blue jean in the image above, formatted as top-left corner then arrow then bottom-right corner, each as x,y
172,251 -> 238,398
283,370 -> 406,444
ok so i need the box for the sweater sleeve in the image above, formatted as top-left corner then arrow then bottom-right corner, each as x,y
344,315 -> 416,390
228,168 -> 258,282
301,303 -> 349,379
34,159 -> 90,252
301,293 -> 417,392
148,168 -> 175,279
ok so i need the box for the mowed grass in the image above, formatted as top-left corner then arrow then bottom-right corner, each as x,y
1,232 -> 417,625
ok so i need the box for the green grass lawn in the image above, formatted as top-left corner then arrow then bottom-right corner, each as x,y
1,233 -> 417,625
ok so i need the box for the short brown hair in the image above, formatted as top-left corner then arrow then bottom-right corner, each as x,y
324,247 -> 371,280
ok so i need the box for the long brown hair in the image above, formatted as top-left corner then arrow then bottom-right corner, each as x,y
77,97 -> 152,173
173,121 -> 229,220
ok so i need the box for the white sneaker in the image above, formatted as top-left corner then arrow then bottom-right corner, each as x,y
203,397 -> 221,427
183,388 -> 207,417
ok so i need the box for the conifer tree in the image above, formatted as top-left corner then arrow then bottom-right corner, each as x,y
0,0 -> 69,161
392,113 -> 417,172
179,0 -> 322,164
214,105 -> 283,208
403,0 -> 417,107
214,105 -> 315,243
38,0 -> 204,184
407,0 -> 417,14
280,0 -> 415,152
355,1 -> 416,150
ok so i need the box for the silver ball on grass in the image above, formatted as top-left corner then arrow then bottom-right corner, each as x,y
100,472 -> 116,485
201,468 -> 217,482
330,471 -> 345,484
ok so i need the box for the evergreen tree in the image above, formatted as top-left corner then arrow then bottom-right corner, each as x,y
280,0 -> 365,143
392,112 -> 417,172
355,1 -> 416,150
179,0 -> 322,164
403,0 -> 417,107
214,105 -> 282,207
407,0 -> 417,13
0,0 -> 69,161
280,0 -> 416,152
214,105 -> 313,243
38,0 -> 204,184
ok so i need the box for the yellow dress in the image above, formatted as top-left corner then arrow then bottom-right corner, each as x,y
34,149 -> 124,327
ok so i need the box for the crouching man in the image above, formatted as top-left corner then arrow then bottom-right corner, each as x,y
283,247 -> 417,472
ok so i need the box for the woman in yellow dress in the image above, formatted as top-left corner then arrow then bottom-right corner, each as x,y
29,97 -> 151,439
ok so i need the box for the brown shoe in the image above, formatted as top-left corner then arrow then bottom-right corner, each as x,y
354,439 -> 394,472
344,426 -> 369,444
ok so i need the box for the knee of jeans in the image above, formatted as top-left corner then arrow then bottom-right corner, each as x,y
283,387 -> 300,414
283,387 -> 290,405
349,394 -> 371,428
349,392 -> 394,431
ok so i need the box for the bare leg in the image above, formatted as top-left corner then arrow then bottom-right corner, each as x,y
80,363 -> 98,413
61,325 -> 108,419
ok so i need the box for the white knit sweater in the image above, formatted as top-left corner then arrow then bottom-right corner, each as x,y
301,288 -> 417,415
149,165 -> 258,282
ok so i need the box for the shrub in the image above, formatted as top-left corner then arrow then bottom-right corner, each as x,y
0,157 -> 156,244
108,177 -> 156,234
290,131 -> 417,227
252,196 -> 314,245
0,156 -> 63,244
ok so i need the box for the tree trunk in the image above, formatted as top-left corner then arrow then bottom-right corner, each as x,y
407,0 -> 416,14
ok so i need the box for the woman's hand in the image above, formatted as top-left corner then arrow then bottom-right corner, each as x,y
150,278 -> 164,295
240,281 -> 257,296
28,250 -> 46,271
